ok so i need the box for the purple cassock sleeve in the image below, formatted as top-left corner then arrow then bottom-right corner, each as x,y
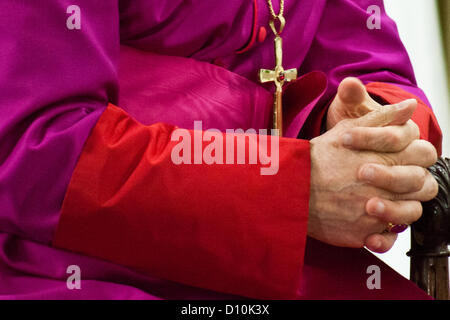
0,2 -> 119,243
301,0 -> 431,108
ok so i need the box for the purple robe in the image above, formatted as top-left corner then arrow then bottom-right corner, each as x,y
0,0 -> 438,299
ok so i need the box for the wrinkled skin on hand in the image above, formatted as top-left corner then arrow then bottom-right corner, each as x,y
309,79 -> 438,253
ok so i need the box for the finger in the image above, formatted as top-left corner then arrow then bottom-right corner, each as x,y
342,120 -> 419,152
396,171 -> 439,201
366,197 -> 422,225
358,164 -> 426,193
365,232 -> 398,253
396,139 -> 438,167
352,99 -> 417,128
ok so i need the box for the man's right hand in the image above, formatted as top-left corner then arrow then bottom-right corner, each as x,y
308,99 -> 438,253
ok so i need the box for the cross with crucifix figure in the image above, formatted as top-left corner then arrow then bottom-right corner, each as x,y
259,35 -> 297,136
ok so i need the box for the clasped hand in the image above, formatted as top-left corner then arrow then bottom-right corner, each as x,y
309,78 -> 438,253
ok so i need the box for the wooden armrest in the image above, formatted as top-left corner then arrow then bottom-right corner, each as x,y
408,157 -> 450,300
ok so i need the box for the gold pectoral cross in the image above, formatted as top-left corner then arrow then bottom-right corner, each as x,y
259,28 -> 297,136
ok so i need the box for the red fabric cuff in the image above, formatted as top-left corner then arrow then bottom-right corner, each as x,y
53,104 -> 311,299
365,82 -> 443,156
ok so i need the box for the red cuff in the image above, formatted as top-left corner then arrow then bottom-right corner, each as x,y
53,104 -> 311,299
365,82 -> 443,156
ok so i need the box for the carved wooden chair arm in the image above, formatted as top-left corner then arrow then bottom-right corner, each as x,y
408,157 -> 450,300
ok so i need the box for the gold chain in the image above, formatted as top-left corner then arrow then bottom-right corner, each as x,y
266,0 -> 286,36
266,0 -> 284,20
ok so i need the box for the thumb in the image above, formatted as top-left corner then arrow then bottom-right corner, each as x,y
353,99 -> 417,128
327,77 -> 380,130
337,77 -> 369,109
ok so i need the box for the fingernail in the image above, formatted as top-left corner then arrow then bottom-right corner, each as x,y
342,133 -> 353,146
375,201 -> 385,215
361,166 -> 375,182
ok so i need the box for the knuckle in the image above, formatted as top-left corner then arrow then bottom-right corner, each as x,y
418,167 -> 427,185
419,174 -> 439,201
429,175 -> 439,199
379,153 -> 398,167
405,140 -> 437,167
338,118 -> 353,129
427,147 -> 438,167
383,168 -> 394,186
390,192 -> 402,202
385,203 -> 399,222
379,110 -> 390,124
385,131 -> 400,149
361,133 -> 381,151
419,140 -> 438,166
359,131 -> 371,148
412,167 -> 427,191
390,131 -> 403,149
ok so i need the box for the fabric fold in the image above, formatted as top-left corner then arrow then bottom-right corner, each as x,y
53,104 -> 311,299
